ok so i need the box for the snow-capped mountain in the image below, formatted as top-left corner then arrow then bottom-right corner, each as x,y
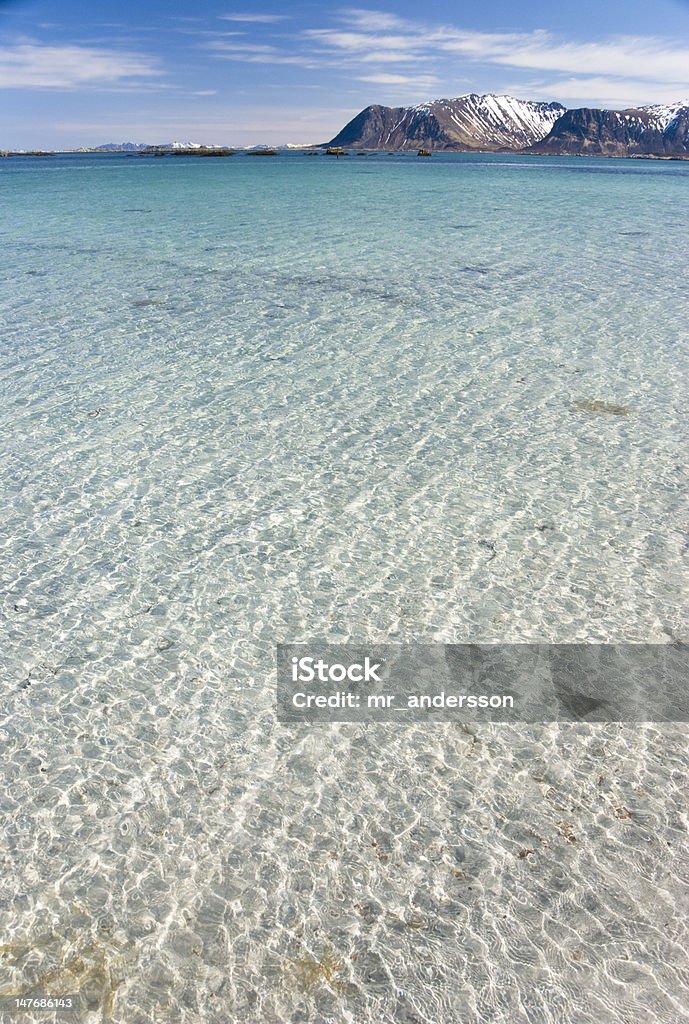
327,94 -> 566,151
92,142 -> 150,151
92,141 -> 216,152
327,94 -> 689,155
527,103 -> 689,156
158,141 -> 215,150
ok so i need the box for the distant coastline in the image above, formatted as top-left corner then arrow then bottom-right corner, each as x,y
4,91 -> 689,161
2,147 -> 688,161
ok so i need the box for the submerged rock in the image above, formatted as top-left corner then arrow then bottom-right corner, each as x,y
573,398 -> 632,416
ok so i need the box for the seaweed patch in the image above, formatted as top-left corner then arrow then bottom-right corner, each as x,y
287,948 -> 346,994
0,931 -> 130,1021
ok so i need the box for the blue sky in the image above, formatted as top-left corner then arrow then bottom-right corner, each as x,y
2,0 -> 689,148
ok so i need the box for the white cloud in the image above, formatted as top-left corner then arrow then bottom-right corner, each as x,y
205,42 -> 279,54
357,72 -> 438,87
525,76 -> 689,108
200,8 -> 689,106
298,11 -> 689,106
434,30 -> 689,85
217,54 -> 325,67
336,9 -> 411,32
357,50 -> 424,63
0,42 -> 161,89
305,30 -> 419,53
220,13 -> 289,23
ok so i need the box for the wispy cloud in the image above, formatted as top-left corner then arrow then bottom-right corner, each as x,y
296,9 -> 689,105
357,72 -> 438,88
336,9 -> 411,32
433,29 -> 689,85
307,13 -> 689,79
305,30 -> 420,54
0,42 -> 161,89
206,42 -> 279,54
220,13 -> 289,23
174,29 -> 245,38
524,76 -> 689,108
357,50 -> 424,63
21,6 -> 685,109
200,8 -> 689,105
203,34 -> 335,70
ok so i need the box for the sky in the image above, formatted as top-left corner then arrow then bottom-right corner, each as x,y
2,0 -> 689,148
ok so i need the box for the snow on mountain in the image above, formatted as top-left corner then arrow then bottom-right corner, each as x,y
92,141 -> 218,151
328,93 -> 689,155
528,103 -> 689,156
640,103 -> 689,130
93,142 -> 150,151
163,141 -> 208,150
417,94 -> 565,148
327,94 -> 566,151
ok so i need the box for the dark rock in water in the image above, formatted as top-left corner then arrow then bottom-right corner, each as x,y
326,147 -> 346,156
247,149 -> 277,156
555,691 -> 607,719
478,539 -> 497,561
184,148 -> 234,157
418,148 -> 432,156
573,398 -> 632,416
140,146 -> 235,157
131,298 -> 158,307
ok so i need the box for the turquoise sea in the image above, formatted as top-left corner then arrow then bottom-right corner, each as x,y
1,151 -> 688,1022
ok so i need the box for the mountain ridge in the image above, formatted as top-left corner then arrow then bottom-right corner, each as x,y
327,94 -> 689,156
91,141 -> 215,151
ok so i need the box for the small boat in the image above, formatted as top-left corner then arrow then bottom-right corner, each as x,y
326,147 -> 346,156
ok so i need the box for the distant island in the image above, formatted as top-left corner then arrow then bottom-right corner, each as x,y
0,142 -> 304,157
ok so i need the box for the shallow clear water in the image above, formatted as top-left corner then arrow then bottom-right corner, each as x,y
1,151 -> 688,1022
